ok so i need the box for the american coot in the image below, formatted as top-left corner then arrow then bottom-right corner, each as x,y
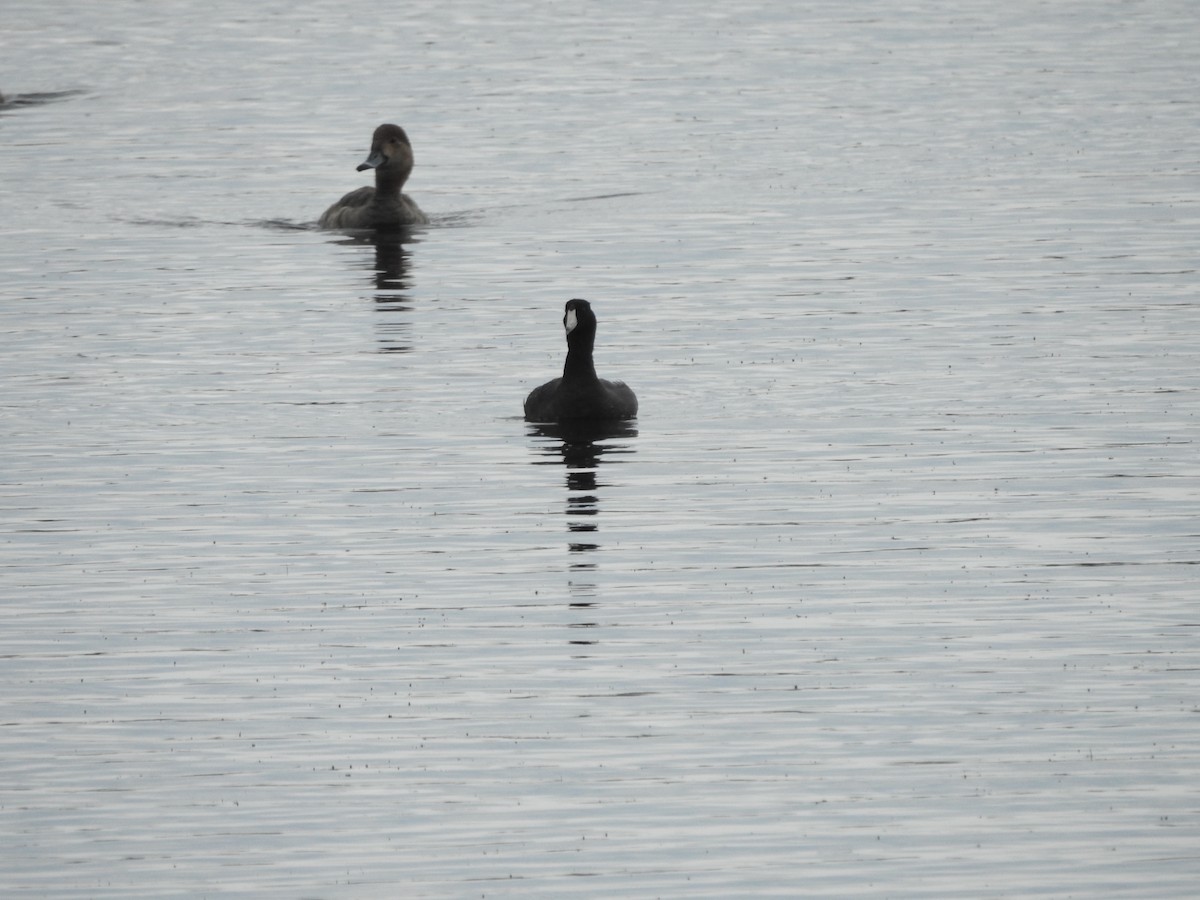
319,124 -> 430,229
524,299 -> 638,423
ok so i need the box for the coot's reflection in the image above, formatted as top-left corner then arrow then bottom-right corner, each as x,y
528,421 -> 638,625
331,229 -> 418,353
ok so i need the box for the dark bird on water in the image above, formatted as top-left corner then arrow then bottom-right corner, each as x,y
524,299 -> 638,423
319,123 -> 429,229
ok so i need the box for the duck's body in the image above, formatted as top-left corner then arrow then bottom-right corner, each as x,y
524,299 -> 638,422
320,185 -> 428,229
319,124 -> 429,229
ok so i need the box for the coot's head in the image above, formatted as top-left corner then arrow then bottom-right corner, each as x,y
563,298 -> 597,342
356,123 -> 416,185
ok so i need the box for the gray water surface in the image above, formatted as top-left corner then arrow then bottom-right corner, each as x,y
2,1 -> 1199,896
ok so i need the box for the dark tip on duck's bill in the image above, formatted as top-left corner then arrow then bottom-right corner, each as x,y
356,151 -> 384,172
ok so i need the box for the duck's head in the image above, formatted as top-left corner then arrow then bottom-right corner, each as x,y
356,123 -> 416,184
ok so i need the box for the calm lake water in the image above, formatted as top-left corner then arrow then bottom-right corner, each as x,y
3,0 -> 1199,896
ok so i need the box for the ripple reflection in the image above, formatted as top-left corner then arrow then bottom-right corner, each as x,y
527,421 -> 638,615
331,230 -> 417,352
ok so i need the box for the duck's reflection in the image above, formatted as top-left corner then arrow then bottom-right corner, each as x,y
0,89 -> 87,113
330,228 -> 418,353
528,421 -> 638,640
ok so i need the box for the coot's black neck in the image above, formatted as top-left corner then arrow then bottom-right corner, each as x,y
562,333 -> 598,383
